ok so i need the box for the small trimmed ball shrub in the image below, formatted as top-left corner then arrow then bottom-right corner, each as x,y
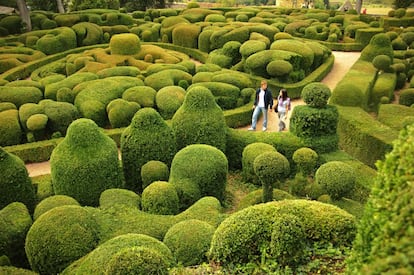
301,82 -> 331,108
141,160 -> 170,190
372,54 -> 392,72
122,86 -> 156,108
266,60 -> 293,77
292,147 -> 318,176
141,181 -> 179,215
242,142 -> 277,184
315,161 -> 356,200
330,82 -> 365,108
155,86 -> 185,120
163,219 -> 215,266
33,195 -> 80,221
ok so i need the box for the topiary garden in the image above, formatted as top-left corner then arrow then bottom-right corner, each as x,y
1,2 -> 414,274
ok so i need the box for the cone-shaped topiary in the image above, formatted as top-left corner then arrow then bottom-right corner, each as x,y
163,219 -> 215,266
50,118 -> 124,206
0,202 -> 32,268
169,144 -> 228,210
0,147 -> 36,212
25,205 -> 100,275
121,108 -> 176,193
346,124 -> 414,274
171,86 -> 228,152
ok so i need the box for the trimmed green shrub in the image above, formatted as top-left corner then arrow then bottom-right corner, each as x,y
399,88 -> 414,106
41,100 -> 80,136
292,147 -> 318,176
121,108 -> 176,192
359,33 -> 394,62
0,202 -> 32,268
0,147 -> 36,212
254,151 -> 290,202
0,15 -> 22,34
330,82 -> 366,108
0,266 -> 37,274
0,86 -> 43,108
26,113 -> 47,131
239,40 -> 267,59
36,27 -> 77,55
163,219 -> 215,266
5,80 -> 44,91
106,246 -> 169,275
106,98 -> 140,128
122,86 -> 156,108
72,22 -> 103,46
346,124 -> 414,274
242,142 -> 277,184
33,195 -> 80,221
0,102 -> 16,112
0,110 -> 22,146
301,82 -> 331,108
50,118 -> 124,206
270,39 -> 315,71
99,188 -> 141,210
141,160 -> 170,190
188,81 -> 240,110
25,205 -> 100,275
172,23 -> 201,48
237,188 -> 294,211
209,200 -> 356,265
64,233 -> 174,274
144,69 -> 192,91
267,59 -> 293,77
270,214 -> 307,267
171,86 -> 227,152
155,85 -> 185,120
97,66 -> 141,78
44,72 -> 98,100
169,144 -> 228,209
109,33 -> 141,55
372,54 -> 392,71
141,181 -> 179,215
315,161 -> 356,200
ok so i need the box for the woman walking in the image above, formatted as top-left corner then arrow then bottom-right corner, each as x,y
276,89 -> 291,132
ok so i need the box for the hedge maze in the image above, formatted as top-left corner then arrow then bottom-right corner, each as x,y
1,4 -> 414,274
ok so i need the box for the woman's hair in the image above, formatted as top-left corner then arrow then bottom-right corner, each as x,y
280,89 -> 288,101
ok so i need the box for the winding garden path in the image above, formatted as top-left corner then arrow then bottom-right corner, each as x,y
25,51 -> 361,177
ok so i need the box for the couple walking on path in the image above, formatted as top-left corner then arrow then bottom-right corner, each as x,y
248,79 -> 290,132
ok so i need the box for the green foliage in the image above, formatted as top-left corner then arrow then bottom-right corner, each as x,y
122,86 -> 156,108
50,118 -> 124,206
301,82 -> 331,108
155,85 -> 185,120
346,124 -> 414,274
399,88 -> 414,106
169,144 -> 228,209
144,69 -> 192,91
239,40 -> 267,59
0,110 -> 22,146
99,188 -> 141,210
242,142 -> 277,184
44,72 -> 98,101
292,147 -> 318,176
163,219 -> 215,266
141,160 -> 170,190
253,151 -> 290,202
70,0 -> 120,10
97,66 -> 141,78
270,39 -> 315,71
372,54 -> 392,71
209,200 -> 356,266
72,22 -> 104,46
109,33 -> 141,55
330,82 -> 366,108
41,100 -> 80,135
141,181 -> 179,215
0,86 -> 43,108
0,148 -> 36,212
237,188 -> 294,211
106,98 -> 140,128
121,108 -> 176,192
36,27 -> 77,55
359,33 -> 394,62
315,161 -> 356,200
172,24 -> 201,48
171,86 -> 227,152
25,205 -> 100,275
0,202 -> 32,267
33,195 -> 80,221
267,59 -> 293,77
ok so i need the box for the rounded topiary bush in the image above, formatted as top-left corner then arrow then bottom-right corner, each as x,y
270,214 -> 307,267
26,113 -> 48,131
330,82 -> 365,108
99,188 -> 141,209
36,27 -> 77,55
242,142 -> 277,184
169,144 -> 228,210
372,54 -> 392,72
253,151 -> 290,202
239,40 -> 267,59
163,219 -> 215,266
315,161 -> 356,200
266,60 -> 293,77
106,98 -> 140,128
105,246 -> 169,275
50,118 -> 124,206
171,86 -> 227,152
110,33 -> 141,55
237,189 -> 294,211
33,195 -> 80,221
25,205 -> 100,275
155,85 -> 186,120
292,147 -> 318,176
0,202 -> 32,268
122,86 -> 156,108
301,82 -> 331,108
0,147 -> 36,212
121,108 -> 176,193
63,233 -> 174,274
141,181 -> 179,215
209,200 -> 356,266
359,33 -> 393,62
141,160 -> 170,190
0,109 -> 22,146
399,88 -> 414,106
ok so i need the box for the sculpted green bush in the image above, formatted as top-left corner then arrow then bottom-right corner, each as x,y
242,142 -> 277,184
301,82 -> 331,108
141,160 -> 170,190
0,86 -> 43,108
144,69 -> 192,91
292,147 -> 318,176
141,181 -> 179,215
0,109 -> 22,146
399,88 -> 414,106
109,33 -> 141,55
359,33 -> 394,62
33,195 -> 80,221
36,27 -> 77,55
155,85 -> 186,120
0,202 -> 32,267
44,72 -> 99,100
169,144 -> 228,210
172,23 -> 201,48
121,108 -> 176,192
122,86 -> 156,108
209,200 -> 356,266
188,81 -> 240,109
97,66 -> 141,78
237,189 -> 294,211
50,118 -> 124,206
163,219 -> 215,266
171,86 -> 228,152
0,148 -> 36,212
25,205 -> 100,275
106,98 -> 140,128
99,188 -> 141,210
329,82 -> 366,108
72,22 -> 103,46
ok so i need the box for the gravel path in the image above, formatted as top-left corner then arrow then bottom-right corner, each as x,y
26,51 -> 361,177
